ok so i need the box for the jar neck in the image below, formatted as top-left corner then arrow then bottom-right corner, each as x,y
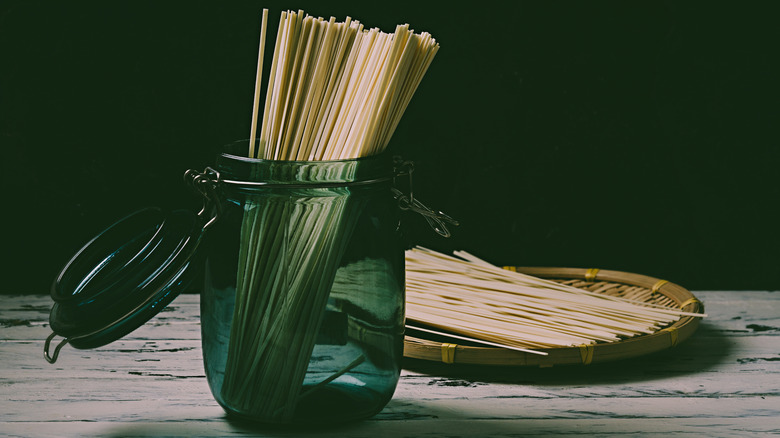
215,140 -> 394,187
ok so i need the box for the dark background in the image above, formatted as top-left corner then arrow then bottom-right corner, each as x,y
2,1 -> 778,294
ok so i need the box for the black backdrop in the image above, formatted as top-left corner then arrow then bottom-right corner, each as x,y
2,1 -> 778,294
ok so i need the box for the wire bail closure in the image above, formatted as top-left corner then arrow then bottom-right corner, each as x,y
184,167 -> 223,232
44,332 -> 69,364
185,158 -> 458,238
392,157 -> 458,238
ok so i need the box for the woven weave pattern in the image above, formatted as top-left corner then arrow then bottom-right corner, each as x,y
404,267 -> 703,367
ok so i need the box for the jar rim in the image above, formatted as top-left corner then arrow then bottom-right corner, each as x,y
214,140 -> 395,188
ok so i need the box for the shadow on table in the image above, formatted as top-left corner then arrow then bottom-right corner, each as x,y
222,401 -> 562,438
100,407 -> 584,438
402,320 -> 730,386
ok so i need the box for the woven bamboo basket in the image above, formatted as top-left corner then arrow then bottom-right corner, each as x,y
403,267 -> 704,367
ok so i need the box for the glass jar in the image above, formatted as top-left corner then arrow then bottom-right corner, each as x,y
197,141 -> 405,424
44,140 -> 458,425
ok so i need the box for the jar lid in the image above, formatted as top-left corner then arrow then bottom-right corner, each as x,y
46,207 -> 203,357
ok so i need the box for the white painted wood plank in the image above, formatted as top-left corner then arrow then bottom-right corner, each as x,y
9,333 -> 777,403
1,292 -> 778,437
2,417 -> 778,438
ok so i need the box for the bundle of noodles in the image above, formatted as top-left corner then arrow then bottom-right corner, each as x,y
221,9 -> 438,421
405,247 -> 707,351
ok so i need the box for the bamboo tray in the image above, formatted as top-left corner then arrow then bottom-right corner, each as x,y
403,267 -> 704,367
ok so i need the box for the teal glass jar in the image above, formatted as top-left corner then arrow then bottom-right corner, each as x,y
43,140 -> 456,425
197,141 -> 405,424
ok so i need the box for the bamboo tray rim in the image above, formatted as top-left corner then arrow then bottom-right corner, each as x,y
403,266 -> 704,367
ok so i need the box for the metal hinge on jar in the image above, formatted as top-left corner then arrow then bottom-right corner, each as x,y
392,157 -> 458,238
184,167 -> 223,232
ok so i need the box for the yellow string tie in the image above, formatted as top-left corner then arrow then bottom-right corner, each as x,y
441,343 -> 458,364
679,297 -> 701,310
585,268 -> 600,282
662,327 -> 679,347
650,279 -> 668,295
503,266 -> 518,272
579,344 -> 594,365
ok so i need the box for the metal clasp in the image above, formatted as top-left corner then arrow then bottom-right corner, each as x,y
393,157 -> 459,238
44,332 -> 69,364
184,167 -> 222,231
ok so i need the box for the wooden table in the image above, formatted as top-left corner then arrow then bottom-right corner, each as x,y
1,291 -> 778,437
